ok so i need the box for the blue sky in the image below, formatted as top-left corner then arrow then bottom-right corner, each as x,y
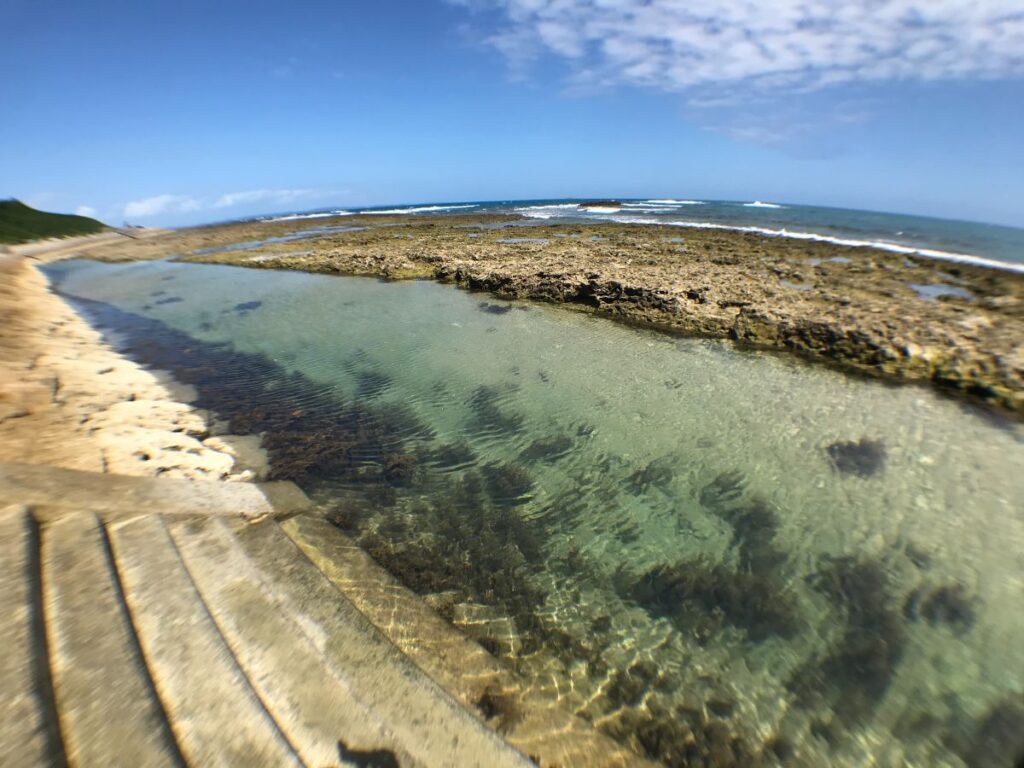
3,0 -> 1023,227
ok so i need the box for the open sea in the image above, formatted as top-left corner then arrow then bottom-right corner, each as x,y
259,198 -> 1024,271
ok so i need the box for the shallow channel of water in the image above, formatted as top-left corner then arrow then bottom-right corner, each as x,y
47,258 -> 1024,767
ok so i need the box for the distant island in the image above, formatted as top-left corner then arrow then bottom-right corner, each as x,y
0,199 -> 106,244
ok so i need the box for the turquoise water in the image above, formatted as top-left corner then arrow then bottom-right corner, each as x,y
49,259 -> 1024,767
261,198 -> 1024,269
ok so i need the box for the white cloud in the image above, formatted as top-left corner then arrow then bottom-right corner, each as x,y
212,188 -> 320,209
453,0 -> 1024,92
75,205 -> 98,218
124,194 -> 201,219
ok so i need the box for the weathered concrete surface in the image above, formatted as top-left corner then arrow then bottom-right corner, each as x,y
43,512 -> 180,766
0,506 -> 59,768
0,461 -> 309,521
109,514 -> 304,767
76,213 -> 1024,415
174,516 -> 531,768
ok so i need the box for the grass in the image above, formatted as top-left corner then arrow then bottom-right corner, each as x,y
0,199 -> 106,244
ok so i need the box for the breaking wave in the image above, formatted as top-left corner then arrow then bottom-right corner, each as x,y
614,216 -> 1024,274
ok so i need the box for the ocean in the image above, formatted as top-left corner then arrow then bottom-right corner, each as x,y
260,198 -> 1024,271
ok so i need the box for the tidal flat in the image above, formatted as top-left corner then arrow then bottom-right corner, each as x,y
77,212 -> 1024,417
47,255 -> 1024,767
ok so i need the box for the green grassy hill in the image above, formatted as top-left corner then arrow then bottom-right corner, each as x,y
0,199 -> 107,244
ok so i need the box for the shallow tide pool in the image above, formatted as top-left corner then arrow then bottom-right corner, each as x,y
48,258 -> 1024,767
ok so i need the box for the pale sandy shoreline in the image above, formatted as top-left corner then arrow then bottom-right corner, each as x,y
0,237 -> 268,483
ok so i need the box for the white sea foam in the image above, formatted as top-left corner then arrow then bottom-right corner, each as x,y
646,199 -> 705,205
620,205 -> 683,213
360,204 -> 479,215
613,217 -> 1024,274
515,203 -> 586,219
264,210 -> 353,221
743,201 -> 783,209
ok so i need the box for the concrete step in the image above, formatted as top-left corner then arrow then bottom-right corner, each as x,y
169,516 -> 428,767
0,506 -> 62,767
42,511 -> 181,767
229,517 -> 533,768
107,514 -> 302,767
281,514 -> 652,768
0,461 -> 309,522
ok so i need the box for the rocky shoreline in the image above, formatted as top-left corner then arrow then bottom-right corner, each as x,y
76,213 -> 1024,417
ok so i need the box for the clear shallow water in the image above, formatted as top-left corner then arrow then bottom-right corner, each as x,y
49,259 -> 1024,767
261,198 -> 1024,269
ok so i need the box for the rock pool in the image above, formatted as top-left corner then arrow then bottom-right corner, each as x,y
47,258 -> 1024,767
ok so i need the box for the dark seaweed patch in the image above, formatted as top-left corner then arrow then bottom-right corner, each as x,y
626,455 -> 676,495
600,704 -> 765,768
718,499 -> 787,574
826,438 -> 887,477
603,661 -> 660,709
233,300 -> 262,314
466,384 -> 524,435
481,461 -> 534,507
422,441 -> 476,470
518,434 -> 573,463
154,296 -> 183,306
698,470 -> 746,509
618,556 -> 798,642
945,699 -> 1024,768
791,557 -> 905,725
474,684 -> 523,734
904,583 -> 976,633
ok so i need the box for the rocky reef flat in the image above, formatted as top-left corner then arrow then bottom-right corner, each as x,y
77,213 -> 1024,416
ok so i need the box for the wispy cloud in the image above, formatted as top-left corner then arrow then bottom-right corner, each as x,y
75,205 -> 98,218
124,194 -> 201,218
452,1 -> 1024,93
212,188 -> 321,209
122,188 -> 344,220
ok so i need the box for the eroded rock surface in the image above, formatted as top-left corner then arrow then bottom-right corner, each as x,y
78,214 -> 1024,416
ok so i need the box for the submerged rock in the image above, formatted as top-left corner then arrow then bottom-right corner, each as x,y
478,301 -> 513,314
